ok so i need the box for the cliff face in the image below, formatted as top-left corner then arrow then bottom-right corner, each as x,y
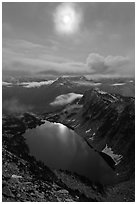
78,89 -> 134,145
78,89 -> 134,177
45,88 -> 135,180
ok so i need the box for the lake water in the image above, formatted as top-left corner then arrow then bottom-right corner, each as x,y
23,121 -> 116,184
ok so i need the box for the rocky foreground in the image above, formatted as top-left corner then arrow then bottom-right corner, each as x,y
2,88 -> 135,202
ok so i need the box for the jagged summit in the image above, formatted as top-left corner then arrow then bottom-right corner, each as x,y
51,76 -> 89,87
50,76 -> 73,87
79,87 -> 121,106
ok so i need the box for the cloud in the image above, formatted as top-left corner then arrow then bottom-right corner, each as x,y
3,52 -> 86,74
105,55 -> 129,67
2,38 -> 133,77
2,23 -> 13,37
87,53 -> 108,73
50,93 -> 83,106
2,39 -> 87,74
2,81 -> 12,86
2,80 -> 55,88
19,80 -> 54,88
3,99 -> 32,114
86,52 -> 131,75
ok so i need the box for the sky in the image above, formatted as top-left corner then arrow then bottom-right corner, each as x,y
2,2 -> 135,78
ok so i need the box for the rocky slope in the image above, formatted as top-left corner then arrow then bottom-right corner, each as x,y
2,113 -> 110,202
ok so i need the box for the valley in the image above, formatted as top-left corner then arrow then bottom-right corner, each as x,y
2,76 -> 135,202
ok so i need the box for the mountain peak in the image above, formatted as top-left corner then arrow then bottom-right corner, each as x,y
50,76 -> 72,87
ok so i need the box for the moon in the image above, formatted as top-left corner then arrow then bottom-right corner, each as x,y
54,3 -> 82,35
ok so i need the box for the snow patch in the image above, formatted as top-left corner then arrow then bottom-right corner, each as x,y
89,137 -> 94,141
102,144 -> 123,165
97,90 -> 108,95
98,90 -> 118,101
111,83 -> 126,86
11,175 -> 23,179
72,119 -> 76,122
108,93 -> 118,101
86,129 -> 91,133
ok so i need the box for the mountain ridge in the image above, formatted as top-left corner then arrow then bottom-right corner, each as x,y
44,87 -> 135,182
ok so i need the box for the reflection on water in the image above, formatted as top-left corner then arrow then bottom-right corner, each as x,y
23,121 -> 116,184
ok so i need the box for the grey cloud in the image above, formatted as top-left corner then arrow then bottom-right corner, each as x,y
50,93 -> 83,106
2,23 -> 13,35
3,38 -> 55,56
2,3 -> 134,75
3,54 -> 86,74
87,53 -> 108,73
105,55 -> 130,67
2,38 -> 133,77
3,39 -> 87,74
87,52 -> 131,75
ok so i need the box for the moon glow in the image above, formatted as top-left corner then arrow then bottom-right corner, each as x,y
54,3 -> 82,35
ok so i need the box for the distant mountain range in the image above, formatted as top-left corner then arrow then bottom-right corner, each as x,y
2,76 -> 135,114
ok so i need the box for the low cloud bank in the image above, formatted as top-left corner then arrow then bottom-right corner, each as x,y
50,93 -> 83,106
19,80 -> 54,88
2,82 -> 12,86
2,80 -> 55,88
3,99 -> 32,114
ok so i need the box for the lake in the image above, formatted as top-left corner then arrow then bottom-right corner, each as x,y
23,120 -> 116,184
